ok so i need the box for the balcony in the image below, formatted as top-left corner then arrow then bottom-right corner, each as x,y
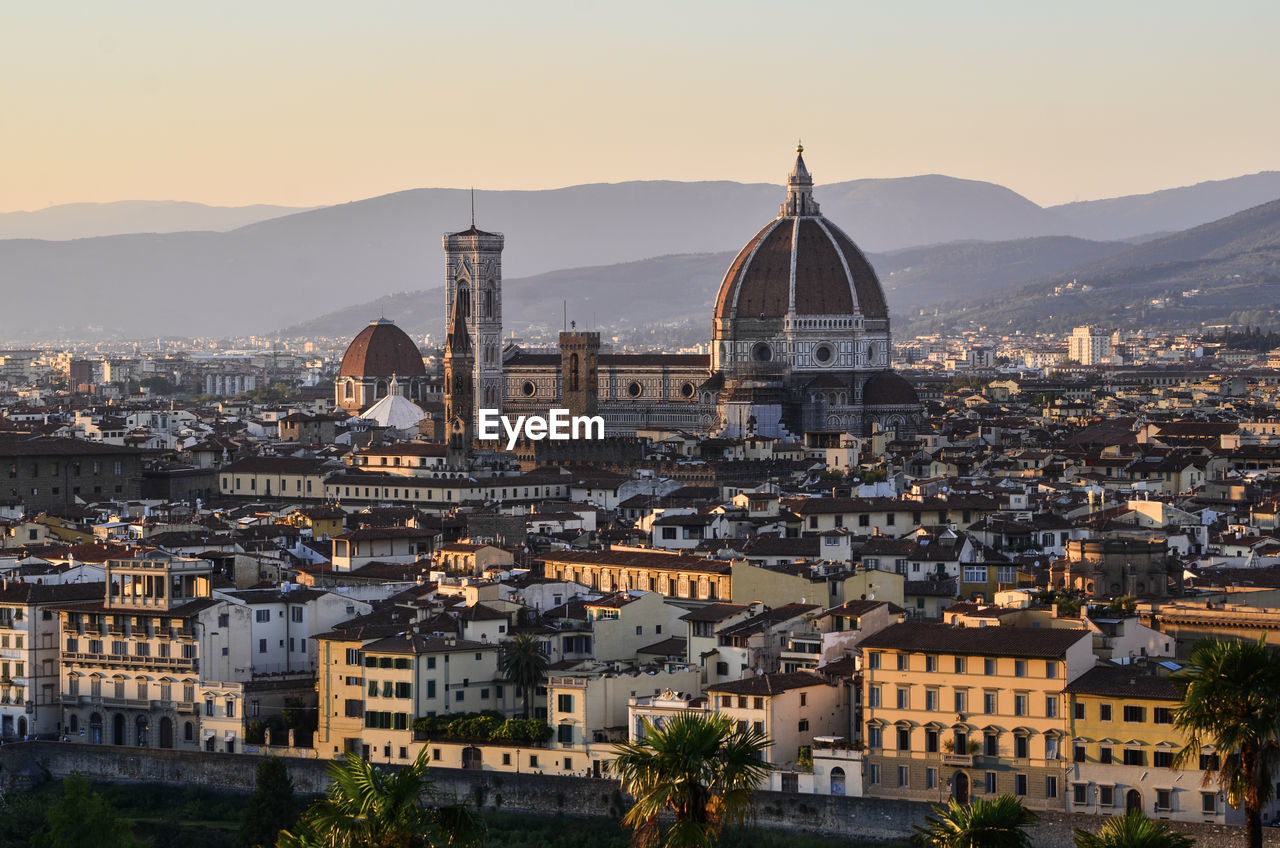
942,753 -> 974,767
62,651 -> 197,672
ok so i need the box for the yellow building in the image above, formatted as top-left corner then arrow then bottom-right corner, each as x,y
541,549 -> 731,603
1064,664 -> 1258,824
730,560 -> 905,609
860,622 -> 1094,810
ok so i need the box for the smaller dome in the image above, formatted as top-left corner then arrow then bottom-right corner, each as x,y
338,319 -> 427,379
862,371 -> 920,406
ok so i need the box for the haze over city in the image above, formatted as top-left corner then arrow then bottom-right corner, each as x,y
3,0 -> 1278,212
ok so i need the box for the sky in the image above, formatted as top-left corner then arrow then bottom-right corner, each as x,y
2,0 -> 1278,212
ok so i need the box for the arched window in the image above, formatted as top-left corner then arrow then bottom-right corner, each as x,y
456,284 -> 471,319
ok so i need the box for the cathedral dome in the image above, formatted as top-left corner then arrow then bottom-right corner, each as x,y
713,147 -> 888,323
338,319 -> 427,379
862,370 -> 920,406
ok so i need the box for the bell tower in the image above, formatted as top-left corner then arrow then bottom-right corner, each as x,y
443,214 -> 505,420
443,295 -> 474,468
559,330 -> 599,418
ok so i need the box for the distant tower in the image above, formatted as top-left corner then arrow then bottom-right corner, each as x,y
443,296 -> 474,468
559,331 -> 600,418
442,218 -> 505,419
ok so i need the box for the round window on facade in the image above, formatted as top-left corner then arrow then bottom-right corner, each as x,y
521,381 -> 536,397
680,381 -> 696,399
627,381 -> 643,398
752,342 -> 773,362
813,343 -> 834,365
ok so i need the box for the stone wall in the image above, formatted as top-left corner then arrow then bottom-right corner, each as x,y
2,742 -> 1276,847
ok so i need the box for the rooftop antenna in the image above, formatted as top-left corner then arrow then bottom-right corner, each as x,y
470,187 -> 475,228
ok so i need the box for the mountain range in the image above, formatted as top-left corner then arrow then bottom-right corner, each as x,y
0,200 -> 311,241
1,171 -> 1279,340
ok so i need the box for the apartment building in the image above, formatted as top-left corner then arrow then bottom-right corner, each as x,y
860,622 -> 1094,810
1064,664 -> 1256,824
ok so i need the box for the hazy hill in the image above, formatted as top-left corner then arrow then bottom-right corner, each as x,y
906,197 -> 1280,335
0,200 -> 311,240
2,172 -> 1279,340
279,236 -> 1134,341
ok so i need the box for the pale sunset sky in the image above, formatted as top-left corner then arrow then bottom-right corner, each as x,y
2,0 -> 1277,212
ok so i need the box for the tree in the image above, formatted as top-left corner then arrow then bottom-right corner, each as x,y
239,756 -> 298,848
1173,637 -> 1280,848
274,747 -> 483,848
499,632 -> 550,718
611,711 -> 772,848
1071,808 -> 1195,848
911,795 -> 1037,848
31,774 -> 136,848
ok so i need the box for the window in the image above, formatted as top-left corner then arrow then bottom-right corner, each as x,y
926,729 -> 939,753
1014,735 -> 1028,759
1099,746 -> 1112,764
897,727 -> 911,751
867,652 -> 881,670
985,772 -> 996,794
984,691 -> 997,714
1154,707 -> 1173,724
984,658 -> 995,675
255,609 -> 270,623
557,693 -> 574,713
1154,750 -> 1174,768
925,689 -> 938,711
558,725 -> 573,745
897,765 -> 908,787
1099,785 -> 1114,808
1202,792 -> 1217,814
1099,703 -> 1112,722
868,686 -> 880,708
291,607 -> 303,623
1074,743 -> 1086,763
217,614 -> 229,628
896,688 -> 909,709
984,732 -> 997,757
1045,776 -> 1058,799
1045,662 -> 1057,679
1014,660 -> 1026,678
925,655 -> 937,672
867,725 -> 882,748
1123,705 -> 1145,723
1014,694 -> 1027,716
1200,752 -> 1220,771
1156,789 -> 1171,812
798,719 -> 809,732
868,764 -> 880,785
926,768 -> 937,790
205,698 -> 215,716
395,682 -> 411,698
1045,696 -> 1057,718
964,566 -> 987,583
1073,783 -> 1088,805
954,657 -> 966,673
1015,774 -> 1027,796
1074,701 -> 1085,720
896,654 -> 908,671
258,639 -> 267,654
1123,749 -> 1145,766
954,690 -> 967,712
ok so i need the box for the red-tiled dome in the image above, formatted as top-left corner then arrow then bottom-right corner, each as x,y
338,319 -> 426,379
713,147 -> 888,322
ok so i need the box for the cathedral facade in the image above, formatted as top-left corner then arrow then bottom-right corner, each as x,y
370,146 -> 925,441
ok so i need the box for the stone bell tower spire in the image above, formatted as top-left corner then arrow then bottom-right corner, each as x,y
780,141 -> 820,217
443,294 -> 474,467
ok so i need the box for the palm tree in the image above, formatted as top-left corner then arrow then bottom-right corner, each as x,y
611,711 -> 772,848
274,747 -> 483,848
911,795 -> 1037,848
1072,808 -> 1194,848
499,631 -> 550,718
1173,637 -> 1280,848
